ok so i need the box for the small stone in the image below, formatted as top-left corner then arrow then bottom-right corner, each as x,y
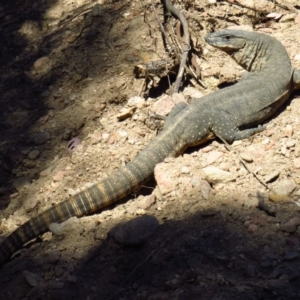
73,249 -> 85,260
280,217 -> 300,233
191,177 -> 201,187
54,265 -> 64,277
248,224 -> 258,232
154,163 -> 176,195
293,158 -> 300,169
108,215 -> 159,246
284,124 -> 293,137
116,108 -> 135,121
152,95 -> 175,116
181,166 -> 190,174
47,249 -> 61,264
283,251 -> 298,261
262,138 -> 270,145
23,271 -> 44,287
268,192 -> 290,202
28,149 -> 40,160
219,162 -> 229,171
264,171 -> 280,183
34,131 -> 50,145
33,56 -> 51,72
23,160 -> 36,168
53,171 -> 65,182
296,12 -> 300,24
200,166 -> 235,184
286,140 -> 295,148
136,209 -> 146,215
138,194 -> 156,210
40,166 -> 54,177
49,217 -> 80,236
279,13 -> 296,23
117,130 -> 127,137
200,180 -> 211,200
281,145 -> 287,155
205,151 -> 223,165
272,179 -> 296,195
72,73 -> 82,83
183,87 -> 204,98
127,96 -> 145,107
13,177 -> 30,192
240,152 -> 253,163
295,145 -> 300,157
24,197 -> 39,211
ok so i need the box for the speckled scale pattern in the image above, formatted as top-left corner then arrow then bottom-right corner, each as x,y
0,30 -> 298,266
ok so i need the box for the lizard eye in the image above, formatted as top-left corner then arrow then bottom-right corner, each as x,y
225,35 -> 231,40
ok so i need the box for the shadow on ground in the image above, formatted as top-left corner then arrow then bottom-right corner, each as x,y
1,197 -> 300,300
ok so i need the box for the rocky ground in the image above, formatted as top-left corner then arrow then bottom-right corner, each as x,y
0,0 -> 300,299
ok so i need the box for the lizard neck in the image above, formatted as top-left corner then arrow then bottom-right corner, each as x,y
230,36 -> 285,72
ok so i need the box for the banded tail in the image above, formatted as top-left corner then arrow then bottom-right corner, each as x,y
0,117 -> 185,265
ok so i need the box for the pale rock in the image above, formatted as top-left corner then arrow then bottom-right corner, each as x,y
181,166 -> 190,174
183,87 -> 204,98
240,152 -> 253,163
53,170 -> 65,182
294,144 -> 300,157
190,177 -> 202,187
293,158 -> 300,169
286,140 -> 295,148
284,124 -> 293,137
172,93 -> 187,104
281,145 -> 287,155
205,150 -> 223,165
117,130 -> 127,137
152,95 -> 175,116
49,217 -> 80,236
272,179 -> 296,195
116,108 -> 135,121
154,163 -> 176,195
200,180 -> 211,200
127,96 -> 145,107
138,194 -> 156,209
200,166 -> 235,184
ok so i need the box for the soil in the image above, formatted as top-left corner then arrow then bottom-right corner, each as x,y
0,0 -> 300,299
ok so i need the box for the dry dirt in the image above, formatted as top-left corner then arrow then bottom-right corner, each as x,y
0,0 -> 300,299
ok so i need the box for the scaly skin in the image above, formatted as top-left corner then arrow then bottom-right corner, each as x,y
0,30 -> 298,266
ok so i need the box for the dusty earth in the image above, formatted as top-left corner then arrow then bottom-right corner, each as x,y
1,0 -> 300,299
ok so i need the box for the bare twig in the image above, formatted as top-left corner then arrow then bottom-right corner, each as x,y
163,0 -> 190,93
217,134 -> 270,190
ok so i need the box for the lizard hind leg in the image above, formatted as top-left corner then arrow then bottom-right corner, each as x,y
212,116 -> 266,144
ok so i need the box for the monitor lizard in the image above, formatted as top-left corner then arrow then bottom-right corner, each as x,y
1,30 -> 300,266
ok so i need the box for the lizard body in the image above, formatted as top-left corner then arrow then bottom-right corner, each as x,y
0,30 -> 299,266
